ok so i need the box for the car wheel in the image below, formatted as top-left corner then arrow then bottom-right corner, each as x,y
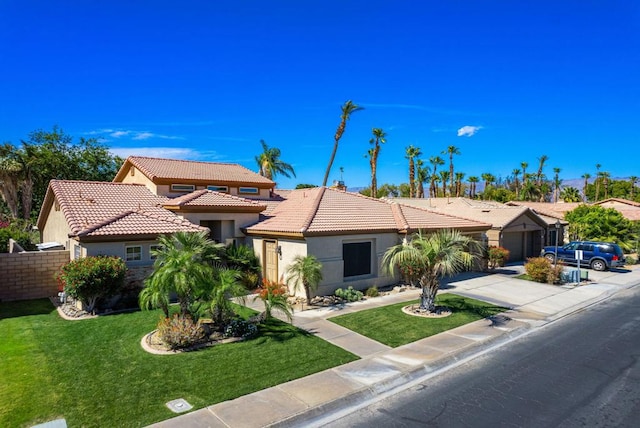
544,253 -> 556,263
591,259 -> 606,271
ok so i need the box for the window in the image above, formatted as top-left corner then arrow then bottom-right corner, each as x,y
125,245 -> 142,261
149,245 -> 161,260
170,184 -> 195,192
130,167 -> 135,176
343,242 -> 372,277
239,187 -> 259,194
207,185 -> 228,192
74,245 -> 81,259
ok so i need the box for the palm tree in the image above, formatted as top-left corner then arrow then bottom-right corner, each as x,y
322,100 -> 363,187
536,155 -> 549,187
139,231 -> 217,318
429,156 -> 445,198
481,172 -> 495,199
0,143 -> 22,219
581,173 -> 591,202
553,167 -> 561,203
439,170 -> 450,197
381,229 -> 481,312
595,163 -> 602,201
601,171 -> 611,199
443,146 -> 460,197
367,128 -> 387,198
415,159 -> 429,198
205,268 -> 246,326
512,168 -> 521,199
286,255 -> 323,302
521,162 -> 528,186
454,172 -> 465,197
561,187 -> 582,202
405,145 -> 422,198
630,176 -> 637,200
255,140 -> 296,181
467,176 -> 479,199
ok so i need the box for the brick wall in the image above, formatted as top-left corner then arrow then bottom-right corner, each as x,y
0,250 -> 70,301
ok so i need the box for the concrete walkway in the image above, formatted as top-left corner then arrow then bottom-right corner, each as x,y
149,264 -> 640,428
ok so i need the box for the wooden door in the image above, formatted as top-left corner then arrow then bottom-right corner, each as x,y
264,241 -> 278,283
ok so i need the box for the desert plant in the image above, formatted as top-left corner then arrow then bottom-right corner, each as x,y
335,286 -> 364,302
524,257 -> 563,284
222,243 -> 261,289
157,314 -> 206,350
203,268 -> 246,328
223,319 -> 258,338
57,256 -> 127,313
365,286 -> 379,297
285,254 -> 323,302
253,278 -> 293,322
488,246 -> 510,269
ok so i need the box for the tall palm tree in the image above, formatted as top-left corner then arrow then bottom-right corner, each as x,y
553,167 -> 562,203
536,155 -> 549,186
521,162 -> 529,185
595,163 -> 602,201
429,156 -> 445,198
382,229 -> 481,312
405,145 -> 422,198
601,171 -> 611,199
322,100 -> 363,187
139,231 -> 217,318
581,173 -> 591,202
443,146 -> 460,197
286,255 -> 323,302
255,140 -> 296,181
512,168 -> 521,199
467,176 -> 479,199
439,170 -> 450,197
367,128 -> 387,198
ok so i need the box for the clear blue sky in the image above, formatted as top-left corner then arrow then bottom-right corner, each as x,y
1,1 -> 638,189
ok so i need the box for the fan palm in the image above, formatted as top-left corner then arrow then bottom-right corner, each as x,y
382,229 -> 481,312
368,128 -> 387,198
286,255 -> 323,302
443,146 -> 460,197
405,145 -> 422,198
322,100 -> 363,187
255,140 -> 296,181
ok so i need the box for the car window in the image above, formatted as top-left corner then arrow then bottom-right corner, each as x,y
565,242 -> 579,250
579,244 -> 594,251
598,245 -> 613,254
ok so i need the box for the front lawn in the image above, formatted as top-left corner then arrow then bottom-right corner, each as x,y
329,293 -> 508,348
0,299 -> 358,428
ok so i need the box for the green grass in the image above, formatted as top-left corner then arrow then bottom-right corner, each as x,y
0,300 -> 358,428
329,293 -> 508,348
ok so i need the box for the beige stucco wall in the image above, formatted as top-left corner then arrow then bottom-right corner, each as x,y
179,212 -> 260,244
41,200 -> 72,250
117,167 -> 159,194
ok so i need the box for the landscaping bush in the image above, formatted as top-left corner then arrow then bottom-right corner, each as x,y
488,246 -> 510,269
223,319 -> 258,338
57,256 -> 127,313
157,314 -> 206,349
253,278 -> 293,322
396,258 -> 421,286
625,256 -> 637,265
0,220 -> 37,252
365,286 -> 379,297
335,286 -> 364,302
524,257 -> 563,284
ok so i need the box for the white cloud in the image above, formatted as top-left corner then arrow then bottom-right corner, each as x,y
109,147 -> 201,159
457,125 -> 482,137
84,128 -> 183,141
110,130 -> 131,138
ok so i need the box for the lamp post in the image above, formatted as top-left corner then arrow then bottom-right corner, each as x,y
554,220 -> 561,264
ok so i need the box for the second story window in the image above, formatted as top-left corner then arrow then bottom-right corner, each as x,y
171,184 -> 195,192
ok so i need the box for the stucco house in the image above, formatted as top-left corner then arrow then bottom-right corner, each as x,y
36,156 -> 493,298
393,197 -> 552,261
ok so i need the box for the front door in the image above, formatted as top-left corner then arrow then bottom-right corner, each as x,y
264,241 -> 279,283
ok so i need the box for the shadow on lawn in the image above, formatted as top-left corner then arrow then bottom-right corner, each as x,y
443,294 -> 509,318
0,298 -> 56,320
252,318 -> 313,344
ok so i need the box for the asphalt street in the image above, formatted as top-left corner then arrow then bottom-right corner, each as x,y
327,287 -> 640,428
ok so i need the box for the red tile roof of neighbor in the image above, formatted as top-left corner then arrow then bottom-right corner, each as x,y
244,187 -> 491,236
38,180 -> 206,239
113,156 -> 275,186
164,189 -> 267,212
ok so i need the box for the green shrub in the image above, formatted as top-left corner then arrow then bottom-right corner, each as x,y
524,257 -> 563,284
157,314 -> 206,349
365,286 -> 379,297
223,319 -> 258,338
488,246 -> 510,269
625,256 -> 637,265
0,221 -> 37,253
57,256 -> 127,313
335,286 -> 364,302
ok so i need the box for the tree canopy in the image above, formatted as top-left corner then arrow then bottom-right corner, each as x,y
565,205 -> 637,251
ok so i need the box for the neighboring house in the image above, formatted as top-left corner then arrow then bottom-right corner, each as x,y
593,198 -> 640,221
243,188 -> 491,296
394,198 -> 551,261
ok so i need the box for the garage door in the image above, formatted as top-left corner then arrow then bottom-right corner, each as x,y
501,232 -> 523,262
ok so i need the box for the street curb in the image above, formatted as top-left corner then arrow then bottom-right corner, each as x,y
268,320 -> 531,428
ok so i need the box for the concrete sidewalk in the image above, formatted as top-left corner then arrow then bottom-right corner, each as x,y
149,265 -> 640,428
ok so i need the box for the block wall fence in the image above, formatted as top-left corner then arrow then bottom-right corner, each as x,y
0,250 -> 70,301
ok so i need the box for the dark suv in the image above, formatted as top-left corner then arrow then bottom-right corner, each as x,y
540,241 -> 625,271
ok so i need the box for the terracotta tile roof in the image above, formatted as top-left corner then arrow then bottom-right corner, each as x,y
504,201 -> 580,218
38,180 -> 205,239
114,156 -> 274,186
244,188 -> 490,236
164,189 -> 267,212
